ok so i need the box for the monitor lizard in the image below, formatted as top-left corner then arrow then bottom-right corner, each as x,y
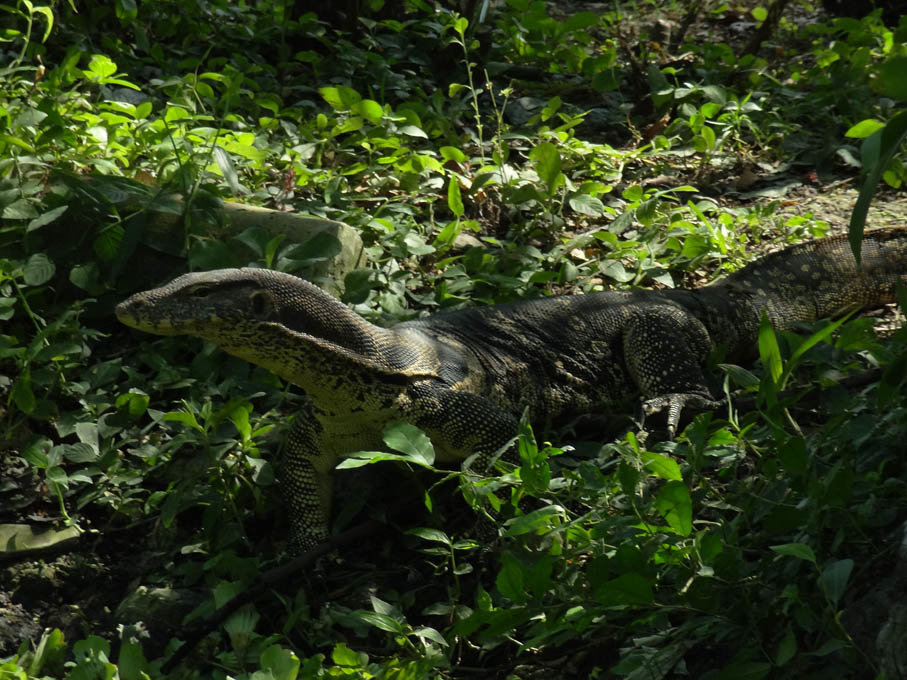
116,227 -> 907,552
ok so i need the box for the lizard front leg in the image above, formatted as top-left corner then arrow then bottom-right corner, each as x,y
623,305 -> 723,437
282,386 -> 521,553
407,382 -> 522,467
281,403 -> 338,554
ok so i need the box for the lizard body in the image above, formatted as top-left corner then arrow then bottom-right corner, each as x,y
116,228 -> 907,551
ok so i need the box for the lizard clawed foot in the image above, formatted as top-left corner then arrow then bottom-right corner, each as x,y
640,392 -> 724,439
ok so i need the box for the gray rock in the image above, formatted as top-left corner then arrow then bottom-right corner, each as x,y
116,585 -> 205,643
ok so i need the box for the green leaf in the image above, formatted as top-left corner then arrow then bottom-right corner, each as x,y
503,505 -> 565,536
845,118 -> 885,139
699,125 -> 716,152
529,141 -> 564,195
353,610 -> 405,634
224,608 -> 260,651
353,98 -> 384,124
757,311 -> 782,384
23,253 -> 55,286
720,363 -> 760,388
406,527 -> 451,545
0,133 -> 35,153
31,5 -> 55,42
778,435 -> 808,477
775,630 -> 797,666
434,219 -> 466,251
819,558 -> 853,607
617,459 -> 640,496
786,317 -> 849,381
2,198 -> 39,220
231,226 -> 268,258
811,638 -> 848,656
564,11 -> 598,30
213,146 -> 240,193
70,263 -> 106,295
770,542 -> 816,564
116,642 -> 148,680
75,422 -> 99,453
333,116 -> 364,135
72,636 -> 111,667
382,422 -> 435,465
414,626 -> 448,647
230,403 -> 252,441
622,183 -> 644,203
63,442 -> 98,463
594,572 -> 654,606
447,177 -> 464,218
751,6 -> 768,21
26,205 -> 68,233
319,85 -> 361,110
655,480 -> 692,536
0,297 -> 16,321
519,455 -> 551,494
879,56 -> 907,101
11,375 -> 36,413
522,557 -> 552,600
115,391 -> 149,419
21,438 -> 50,468
164,105 -> 189,121
280,232 -> 342,265
369,595 -> 396,616
331,643 -> 364,667
46,466 -> 68,488
189,239 -> 241,270
336,450 -> 409,468
93,224 -> 124,262
440,146 -> 467,162
135,100 -> 152,119
641,452 -> 682,481
568,193 -> 604,216
163,409 -> 204,433
260,645 -> 300,680
496,551 -> 527,604
115,0 -> 138,21
398,124 -> 428,138
33,341 -> 82,364
850,109 -> 907,261
29,628 -> 66,677
86,54 -> 117,79
539,96 -> 562,122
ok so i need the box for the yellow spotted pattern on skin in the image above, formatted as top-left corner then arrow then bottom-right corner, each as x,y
116,228 -> 907,552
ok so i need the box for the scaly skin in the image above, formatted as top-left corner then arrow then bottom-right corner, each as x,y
116,228 -> 907,552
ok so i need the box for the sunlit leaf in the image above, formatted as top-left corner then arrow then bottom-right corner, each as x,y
447,176 -> 464,218
655,480 -> 692,535
641,452 -> 682,481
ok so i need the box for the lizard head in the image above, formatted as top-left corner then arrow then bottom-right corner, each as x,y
115,268 -> 383,382
115,268 -> 286,339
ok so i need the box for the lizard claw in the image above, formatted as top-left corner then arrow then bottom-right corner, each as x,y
641,393 -> 724,438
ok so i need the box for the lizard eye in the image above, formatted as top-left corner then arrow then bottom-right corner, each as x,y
250,290 -> 273,319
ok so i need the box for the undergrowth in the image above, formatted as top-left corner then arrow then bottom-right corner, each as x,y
1,0 -> 906,678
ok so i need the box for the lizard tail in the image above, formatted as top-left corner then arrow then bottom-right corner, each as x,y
721,227 -> 907,329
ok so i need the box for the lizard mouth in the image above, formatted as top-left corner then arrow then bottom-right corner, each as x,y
116,300 -> 184,336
